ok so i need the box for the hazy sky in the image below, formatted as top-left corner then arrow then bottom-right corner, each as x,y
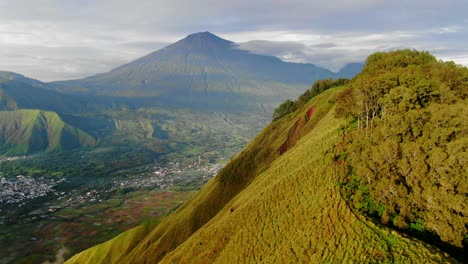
1,0 -> 467,81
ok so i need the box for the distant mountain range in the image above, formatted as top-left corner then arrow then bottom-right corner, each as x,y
3,32 -> 363,114
49,32 -> 363,112
0,71 -> 128,114
0,32 -> 363,156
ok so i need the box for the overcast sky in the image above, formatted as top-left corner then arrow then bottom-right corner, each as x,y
1,0 -> 467,81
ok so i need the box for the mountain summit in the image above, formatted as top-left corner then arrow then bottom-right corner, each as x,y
170,31 -> 234,50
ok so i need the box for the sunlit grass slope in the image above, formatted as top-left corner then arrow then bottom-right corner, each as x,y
0,109 -> 96,155
65,87 -> 453,263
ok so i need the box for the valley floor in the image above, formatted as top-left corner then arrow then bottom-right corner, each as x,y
0,156 -> 223,264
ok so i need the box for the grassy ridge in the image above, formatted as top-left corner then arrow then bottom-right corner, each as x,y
162,102 -> 448,263
0,109 -> 96,155
65,87 -> 453,263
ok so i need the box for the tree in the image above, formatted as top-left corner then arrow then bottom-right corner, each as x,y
336,49 -> 468,249
272,99 -> 295,120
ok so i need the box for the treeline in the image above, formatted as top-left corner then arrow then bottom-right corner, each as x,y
273,78 -> 349,120
334,50 -> 467,254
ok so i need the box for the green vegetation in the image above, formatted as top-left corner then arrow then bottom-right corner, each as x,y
65,80 -> 455,263
0,110 -> 96,155
272,99 -> 294,120
0,33 -> 367,264
273,78 -> 349,120
0,107 -> 262,264
0,108 -> 265,181
334,50 -> 467,255
3,49 -> 463,263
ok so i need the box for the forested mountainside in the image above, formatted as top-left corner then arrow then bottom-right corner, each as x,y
65,50 -> 466,264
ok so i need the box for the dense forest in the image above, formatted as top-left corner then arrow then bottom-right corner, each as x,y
334,50 -> 467,254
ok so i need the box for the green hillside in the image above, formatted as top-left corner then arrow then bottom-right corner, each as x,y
65,51 -> 465,263
0,109 -> 96,155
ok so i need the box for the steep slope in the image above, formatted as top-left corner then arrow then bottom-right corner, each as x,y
65,86 -> 454,263
50,32 -> 339,112
0,110 -> 96,155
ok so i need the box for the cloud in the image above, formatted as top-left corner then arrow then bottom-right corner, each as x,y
237,39 -> 369,71
310,43 -> 337,48
234,26 -> 468,71
0,0 -> 467,80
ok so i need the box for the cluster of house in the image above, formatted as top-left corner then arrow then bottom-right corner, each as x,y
116,160 -> 224,191
0,176 -> 63,205
0,158 -> 226,226
0,156 -> 29,163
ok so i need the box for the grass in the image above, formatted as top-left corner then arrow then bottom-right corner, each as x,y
65,87 -> 455,263
0,109 -> 96,155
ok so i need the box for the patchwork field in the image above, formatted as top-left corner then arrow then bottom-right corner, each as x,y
0,190 -> 193,263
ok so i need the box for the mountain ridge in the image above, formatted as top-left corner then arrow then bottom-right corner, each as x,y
0,71 -> 48,89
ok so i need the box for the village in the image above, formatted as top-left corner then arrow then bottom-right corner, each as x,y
54,159 -> 224,209
115,160 -> 224,190
0,158 -> 225,225
0,175 -> 63,205
0,155 -> 30,163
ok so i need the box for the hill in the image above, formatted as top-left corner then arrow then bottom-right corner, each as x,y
50,32 -> 342,112
0,72 -> 129,114
65,50 -> 465,262
0,110 -> 96,155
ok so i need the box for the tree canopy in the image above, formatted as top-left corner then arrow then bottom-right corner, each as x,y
335,50 -> 468,252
